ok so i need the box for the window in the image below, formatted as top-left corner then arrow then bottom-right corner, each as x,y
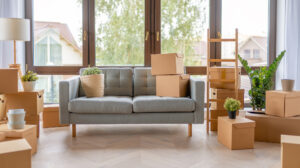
222,0 -> 269,66
33,0 -> 83,66
161,0 -> 209,66
95,0 -> 145,66
253,49 -> 260,59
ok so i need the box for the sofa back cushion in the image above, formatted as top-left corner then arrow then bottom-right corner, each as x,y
79,68 -> 133,97
134,67 -> 156,96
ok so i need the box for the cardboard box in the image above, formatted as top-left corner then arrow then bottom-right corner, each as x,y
43,105 -> 69,128
151,53 -> 184,75
209,67 -> 241,89
281,135 -> 300,168
0,94 -> 6,121
210,110 -> 240,131
0,132 -> 5,141
245,112 -> 300,143
0,139 -> 31,168
156,74 -> 190,97
266,91 -> 300,117
210,89 -> 244,110
0,124 -> 37,155
0,69 -> 18,94
218,116 -> 255,150
210,119 -> 218,131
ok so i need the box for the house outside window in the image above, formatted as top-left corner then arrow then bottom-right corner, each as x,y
253,49 -> 260,59
243,49 -> 251,59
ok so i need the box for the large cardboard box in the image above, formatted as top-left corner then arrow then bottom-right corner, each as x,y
156,74 -> 190,97
281,135 -> 300,168
0,94 -> 6,121
218,117 -> 255,150
210,89 -> 244,110
0,69 -> 18,94
151,53 -> 184,75
0,125 -> 37,155
266,91 -> 300,117
209,67 -> 241,89
245,112 -> 300,143
0,139 -> 31,168
43,105 -> 69,128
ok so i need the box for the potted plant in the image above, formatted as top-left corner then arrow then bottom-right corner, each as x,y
224,98 -> 241,119
80,67 -> 104,98
238,50 -> 286,112
21,71 -> 38,92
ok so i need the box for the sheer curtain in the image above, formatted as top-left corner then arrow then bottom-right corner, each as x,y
0,0 -> 25,72
276,0 -> 300,90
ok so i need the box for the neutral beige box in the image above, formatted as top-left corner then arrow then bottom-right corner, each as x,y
151,53 -> 184,75
266,91 -> 300,117
0,139 -> 31,168
0,94 -> 6,121
0,69 -> 18,94
218,117 -> 255,150
245,112 -> 300,143
156,74 -> 190,97
0,125 -> 37,155
281,135 -> 300,168
209,67 -> 241,89
43,105 -> 69,128
210,89 -> 244,110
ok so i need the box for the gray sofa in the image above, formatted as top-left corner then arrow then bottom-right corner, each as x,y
59,67 -> 205,137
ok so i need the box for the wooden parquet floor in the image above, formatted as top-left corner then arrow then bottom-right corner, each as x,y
32,123 -> 281,168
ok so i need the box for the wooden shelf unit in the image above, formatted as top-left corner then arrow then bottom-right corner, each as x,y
206,29 -> 239,134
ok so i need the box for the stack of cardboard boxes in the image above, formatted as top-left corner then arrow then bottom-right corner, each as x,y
246,90 -> 300,143
209,67 -> 244,131
151,53 -> 190,97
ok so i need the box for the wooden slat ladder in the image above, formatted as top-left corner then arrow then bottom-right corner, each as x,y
206,29 -> 239,134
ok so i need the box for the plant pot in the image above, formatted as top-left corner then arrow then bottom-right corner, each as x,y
281,79 -> 295,91
80,74 -> 104,98
228,111 -> 237,119
22,81 -> 36,92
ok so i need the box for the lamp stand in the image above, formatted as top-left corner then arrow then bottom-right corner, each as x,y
9,40 -> 23,87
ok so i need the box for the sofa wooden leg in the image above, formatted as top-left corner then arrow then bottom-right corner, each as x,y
188,124 -> 192,137
72,124 -> 76,138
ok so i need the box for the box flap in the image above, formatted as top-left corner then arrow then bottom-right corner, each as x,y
281,135 -> 300,145
231,118 -> 256,128
180,74 -> 190,80
0,139 -> 31,154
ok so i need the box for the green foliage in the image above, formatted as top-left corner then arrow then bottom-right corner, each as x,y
238,50 -> 286,110
78,0 -> 207,66
21,71 -> 38,82
81,67 -> 102,76
224,98 -> 241,112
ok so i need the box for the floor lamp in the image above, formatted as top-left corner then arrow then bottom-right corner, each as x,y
0,18 -> 30,81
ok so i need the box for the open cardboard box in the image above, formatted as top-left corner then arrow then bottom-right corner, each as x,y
151,53 -> 184,75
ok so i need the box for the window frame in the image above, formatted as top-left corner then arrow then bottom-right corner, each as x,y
25,0 -> 277,76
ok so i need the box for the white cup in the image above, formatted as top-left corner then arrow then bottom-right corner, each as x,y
7,109 -> 26,129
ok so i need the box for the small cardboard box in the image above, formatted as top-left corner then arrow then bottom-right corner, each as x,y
245,112 -> 300,143
211,110 -> 240,131
266,91 -> 300,117
281,135 -> 300,168
0,94 -> 6,121
0,139 -> 31,168
218,117 -> 255,150
151,53 -> 184,75
209,67 -> 241,89
156,74 -> 190,97
0,69 -> 18,94
210,89 -> 244,110
0,125 -> 37,155
43,105 -> 69,128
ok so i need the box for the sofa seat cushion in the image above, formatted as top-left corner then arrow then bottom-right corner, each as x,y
69,96 -> 132,114
133,96 -> 195,113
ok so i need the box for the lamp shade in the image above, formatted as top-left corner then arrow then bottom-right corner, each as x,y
0,18 -> 30,41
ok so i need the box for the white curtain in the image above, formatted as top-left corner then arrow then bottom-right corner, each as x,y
0,0 -> 25,72
276,0 -> 300,90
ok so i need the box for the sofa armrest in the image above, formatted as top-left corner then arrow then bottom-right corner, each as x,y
190,77 -> 205,123
59,76 -> 80,124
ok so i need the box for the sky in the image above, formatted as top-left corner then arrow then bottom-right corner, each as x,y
34,0 -> 268,44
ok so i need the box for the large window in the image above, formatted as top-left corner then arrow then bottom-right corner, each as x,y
161,0 -> 209,66
95,0 -> 145,66
26,0 -> 276,104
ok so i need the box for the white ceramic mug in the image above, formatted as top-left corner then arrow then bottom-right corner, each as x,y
7,109 -> 26,129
